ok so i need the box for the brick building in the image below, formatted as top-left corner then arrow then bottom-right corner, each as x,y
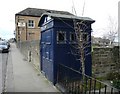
15,8 -> 73,42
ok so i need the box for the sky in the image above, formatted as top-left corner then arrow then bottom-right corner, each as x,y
0,0 -> 119,40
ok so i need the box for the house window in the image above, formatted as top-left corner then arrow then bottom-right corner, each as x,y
28,20 -> 35,28
57,31 -> 66,43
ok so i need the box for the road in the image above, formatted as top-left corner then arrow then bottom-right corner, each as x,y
0,50 -> 9,93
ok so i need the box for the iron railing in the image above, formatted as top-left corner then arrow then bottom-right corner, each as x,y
57,64 -> 120,94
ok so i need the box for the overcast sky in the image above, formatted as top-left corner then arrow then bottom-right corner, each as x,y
0,0 -> 119,39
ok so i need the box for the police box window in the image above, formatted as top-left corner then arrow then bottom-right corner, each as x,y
57,31 -> 66,43
70,32 -> 76,42
82,33 -> 88,42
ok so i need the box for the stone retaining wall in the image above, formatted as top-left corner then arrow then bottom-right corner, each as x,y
17,40 -> 40,71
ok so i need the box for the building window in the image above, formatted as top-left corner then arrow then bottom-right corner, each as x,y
82,33 -> 88,42
57,31 -> 66,43
28,20 -> 35,28
70,32 -> 76,43
44,16 -> 51,23
70,33 -> 75,41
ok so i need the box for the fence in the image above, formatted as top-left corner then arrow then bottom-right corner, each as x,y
57,64 -> 120,94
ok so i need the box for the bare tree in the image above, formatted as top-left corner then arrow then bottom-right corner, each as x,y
71,0 -> 94,80
72,19 -> 92,76
106,16 -> 118,46
71,1 -> 90,76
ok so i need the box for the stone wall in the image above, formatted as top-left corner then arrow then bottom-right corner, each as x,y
92,46 -> 119,78
17,40 -> 40,71
16,40 -> 119,78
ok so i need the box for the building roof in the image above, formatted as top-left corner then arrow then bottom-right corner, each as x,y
15,7 -> 73,17
42,13 -> 95,21
39,13 -> 95,26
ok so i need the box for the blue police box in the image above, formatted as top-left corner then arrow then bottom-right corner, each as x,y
38,13 -> 95,84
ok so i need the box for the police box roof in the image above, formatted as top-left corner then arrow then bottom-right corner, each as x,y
39,13 -> 95,27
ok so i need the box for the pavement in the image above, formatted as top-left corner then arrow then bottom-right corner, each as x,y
5,43 -> 60,92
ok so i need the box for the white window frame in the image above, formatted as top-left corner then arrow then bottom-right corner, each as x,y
28,20 -> 35,28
